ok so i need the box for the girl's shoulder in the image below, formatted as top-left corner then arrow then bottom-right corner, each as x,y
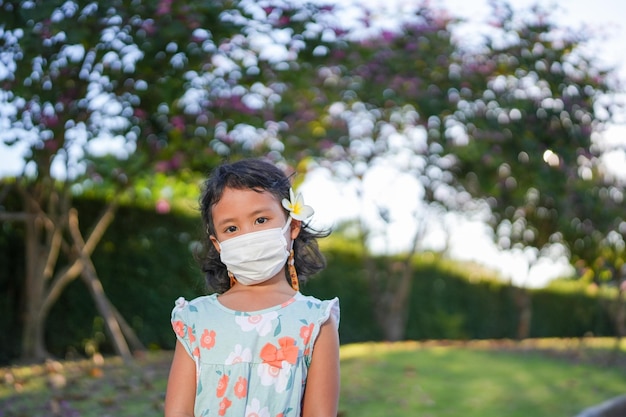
293,293 -> 340,328
170,294 -> 219,317
294,292 -> 332,305
294,292 -> 339,306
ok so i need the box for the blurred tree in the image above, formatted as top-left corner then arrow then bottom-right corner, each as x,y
0,0 -> 333,362
567,181 -> 626,352
447,2 -> 623,338
274,1 -> 624,341
272,4 -> 476,341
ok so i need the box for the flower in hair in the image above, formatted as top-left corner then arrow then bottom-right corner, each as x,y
282,188 -> 314,221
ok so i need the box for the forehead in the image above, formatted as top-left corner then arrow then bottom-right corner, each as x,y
211,187 -> 281,220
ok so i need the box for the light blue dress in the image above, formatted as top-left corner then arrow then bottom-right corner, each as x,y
171,292 -> 340,417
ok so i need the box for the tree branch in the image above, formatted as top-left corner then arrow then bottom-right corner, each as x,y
82,197 -> 120,256
0,212 -> 33,222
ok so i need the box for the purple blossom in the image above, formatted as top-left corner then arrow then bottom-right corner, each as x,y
156,0 -> 173,16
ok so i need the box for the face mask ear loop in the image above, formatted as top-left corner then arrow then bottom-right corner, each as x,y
282,216 -> 292,234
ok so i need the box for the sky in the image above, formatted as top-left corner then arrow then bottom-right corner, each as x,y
444,0 -> 626,78
1,0 -> 626,287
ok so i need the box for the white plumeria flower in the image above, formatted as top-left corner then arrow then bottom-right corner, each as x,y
282,188 -> 314,221
257,361 -> 292,393
245,398 -> 271,417
235,311 -> 278,336
225,344 -> 253,365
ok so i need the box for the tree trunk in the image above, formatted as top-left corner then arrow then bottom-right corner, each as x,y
363,216 -> 425,342
365,257 -> 415,342
514,287 -> 532,340
381,263 -> 413,341
20,197 -> 49,361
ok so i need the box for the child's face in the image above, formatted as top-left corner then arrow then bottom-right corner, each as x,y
209,187 -> 301,248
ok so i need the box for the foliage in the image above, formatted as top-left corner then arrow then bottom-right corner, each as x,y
431,1 -> 626,339
0,0 -> 336,174
272,2 -> 626,341
447,2 -> 623,275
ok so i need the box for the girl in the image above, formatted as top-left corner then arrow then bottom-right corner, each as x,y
164,159 -> 340,417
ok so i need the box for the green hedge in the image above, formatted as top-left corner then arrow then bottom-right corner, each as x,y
0,218 -> 25,363
0,197 -> 615,363
45,200 -> 204,357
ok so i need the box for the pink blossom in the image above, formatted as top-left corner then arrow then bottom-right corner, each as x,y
156,199 -> 170,214
171,116 -> 185,131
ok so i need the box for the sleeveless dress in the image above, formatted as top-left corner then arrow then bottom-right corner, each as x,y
170,292 -> 340,417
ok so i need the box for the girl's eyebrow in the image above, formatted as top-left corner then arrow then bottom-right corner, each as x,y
215,207 -> 275,228
215,217 -> 235,228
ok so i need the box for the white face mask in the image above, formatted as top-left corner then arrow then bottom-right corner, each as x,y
217,218 -> 292,286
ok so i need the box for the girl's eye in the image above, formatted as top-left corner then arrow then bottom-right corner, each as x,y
224,225 -> 238,233
255,217 -> 268,225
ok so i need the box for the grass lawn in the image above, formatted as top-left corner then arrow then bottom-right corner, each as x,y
339,339 -> 626,417
1,338 -> 625,417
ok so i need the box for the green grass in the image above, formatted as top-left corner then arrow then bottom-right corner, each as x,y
1,338 -> 625,417
339,339 -> 626,417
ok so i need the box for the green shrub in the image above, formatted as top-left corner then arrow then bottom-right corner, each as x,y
45,200 -> 204,357
0,195 -> 616,363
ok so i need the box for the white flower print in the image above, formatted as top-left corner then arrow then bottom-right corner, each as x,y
245,398 -> 271,417
235,311 -> 278,336
257,361 -> 292,393
225,344 -> 252,365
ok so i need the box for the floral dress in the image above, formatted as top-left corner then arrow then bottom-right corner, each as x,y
171,292 -> 340,417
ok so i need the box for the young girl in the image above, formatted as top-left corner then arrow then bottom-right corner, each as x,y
164,159 -> 340,417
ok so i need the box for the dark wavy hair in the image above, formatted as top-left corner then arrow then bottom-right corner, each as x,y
197,158 -> 329,294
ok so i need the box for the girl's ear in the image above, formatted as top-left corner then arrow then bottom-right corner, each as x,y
290,219 -> 302,240
209,235 -> 221,253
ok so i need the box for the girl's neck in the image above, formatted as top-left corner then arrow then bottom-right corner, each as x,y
217,273 -> 297,312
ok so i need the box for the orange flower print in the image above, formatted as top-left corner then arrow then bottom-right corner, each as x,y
200,329 -> 216,350
216,374 -> 229,398
187,325 -> 196,343
218,397 -> 232,416
192,347 -> 200,358
172,321 -> 185,338
260,337 -> 299,368
300,323 -> 314,345
234,376 -> 247,399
